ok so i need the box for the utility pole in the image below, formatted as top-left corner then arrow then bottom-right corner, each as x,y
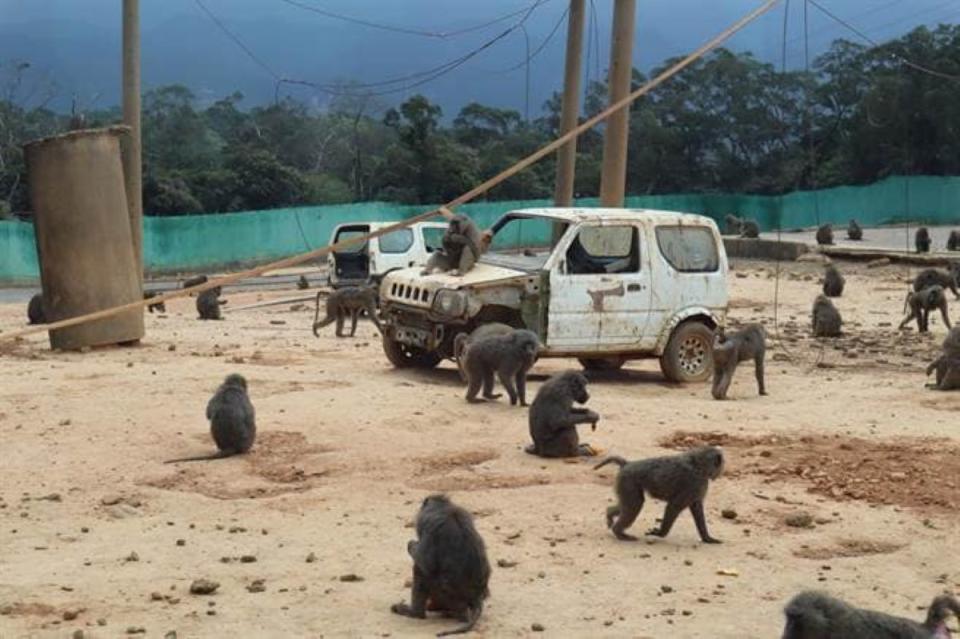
122,0 -> 143,284
553,0 -> 586,208
599,0 -> 637,207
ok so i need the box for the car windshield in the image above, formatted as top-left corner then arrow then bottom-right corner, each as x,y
481,214 -> 567,271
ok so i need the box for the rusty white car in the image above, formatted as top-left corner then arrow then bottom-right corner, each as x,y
328,221 -> 448,288
378,208 -> 729,383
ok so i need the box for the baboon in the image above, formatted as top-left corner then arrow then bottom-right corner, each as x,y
900,285 -> 950,333
27,293 -> 45,324
913,268 -> 960,299
916,226 -> 932,253
740,219 -> 760,238
462,329 -> 540,405
144,290 -> 166,314
297,275 -> 310,290
182,274 -> 208,291
780,591 -> 960,639
391,494 -> 491,637
711,324 -> 766,400
312,285 -> 381,338
525,370 -> 600,458
594,446 -> 724,543
445,214 -> 484,276
815,224 -> 833,246
926,326 -> 960,390
811,294 -> 842,337
453,322 -> 514,382
847,219 -> 863,241
196,286 -> 226,320
421,247 -> 458,276
723,214 -> 743,235
165,374 -> 256,463
822,265 -> 845,298
948,230 -> 960,251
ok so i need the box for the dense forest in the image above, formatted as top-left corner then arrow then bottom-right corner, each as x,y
1,24 -> 959,218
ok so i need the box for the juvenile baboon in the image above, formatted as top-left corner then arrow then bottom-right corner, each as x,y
525,371 -> 599,458
811,294 -> 842,337
740,219 -> 760,238
815,224 -> 833,246
916,226 -> 932,253
312,285 -> 381,338
144,290 -> 166,314
594,446 -> 724,543
724,214 -> 743,235
297,275 -> 310,290
182,274 -> 208,292
711,324 -> 766,400
913,268 -> 960,299
780,591 -> 960,639
822,265 -> 845,298
197,286 -> 227,320
948,230 -> 960,251
391,494 -> 491,637
900,285 -> 951,333
462,329 -> 540,405
165,373 -> 256,463
27,293 -> 45,324
847,219 -> 863,241
453,322 -> 514,382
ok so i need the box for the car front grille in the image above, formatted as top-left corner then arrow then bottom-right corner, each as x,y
389,282 -> 432,305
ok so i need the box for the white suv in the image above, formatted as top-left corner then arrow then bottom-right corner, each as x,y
328,221 -> 448,288
378,208 -> 728,382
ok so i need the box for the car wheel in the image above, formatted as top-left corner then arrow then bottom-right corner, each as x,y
578,357 -> 626,371
659,321 -> 714,383
382,334 -> 443,369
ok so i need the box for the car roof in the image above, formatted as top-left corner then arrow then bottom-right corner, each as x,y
333,221 -> 447,231
503,207 -> 716,226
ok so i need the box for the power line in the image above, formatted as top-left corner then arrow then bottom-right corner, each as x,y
496,4 -> 570,73
807,0 -> 960,81
193,0 -> 281,80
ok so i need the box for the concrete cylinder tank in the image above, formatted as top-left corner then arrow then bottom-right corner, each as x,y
24,126 -> 144,350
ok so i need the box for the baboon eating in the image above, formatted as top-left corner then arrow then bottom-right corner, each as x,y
916,226 -> 932,253
948,230 -> 960,251
815,224 -> 833,246
391,494 -> 491,637
740,219 -> 760,238
165,373 -> 256,463
822,265 -> 845,298
847,219 -> 863,241
724,214 -> 743,235
312,285 -> 381,338
900,285 -> 951,333
525,370 -> 600,458
711,324 -> 766,400
297,275 -> 310,290
27,293 -> 45,324
594,446 -> 724,543
462,329 -> 540,405
196,286 -> 227,320
422,214 -> 484,277
780,591 -> 960,639
144,290 -> 166,314
453,322 -> 514,382
811,294 -> 842,337
913,268 -> 960,299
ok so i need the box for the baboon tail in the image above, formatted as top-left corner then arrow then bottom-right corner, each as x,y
163,449 -> 235,464
436,602 -> 483,637
593,455 -> 628,471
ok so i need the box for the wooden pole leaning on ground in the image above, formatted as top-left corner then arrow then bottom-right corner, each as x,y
0,0 -> 779,345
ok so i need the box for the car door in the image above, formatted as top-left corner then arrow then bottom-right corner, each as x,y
546,221 -> 652,351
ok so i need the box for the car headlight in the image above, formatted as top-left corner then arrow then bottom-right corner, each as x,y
432,289 -> 467,318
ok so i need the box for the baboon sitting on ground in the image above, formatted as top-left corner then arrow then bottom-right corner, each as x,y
811,295 -> 842,337
815,224 -> 833,246
525,371 -> 600,458
847,219 -> 863,240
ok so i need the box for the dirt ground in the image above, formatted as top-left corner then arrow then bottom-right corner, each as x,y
1,257 -> 959,639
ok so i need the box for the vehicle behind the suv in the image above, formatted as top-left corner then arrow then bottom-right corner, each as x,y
328,221 -> 447,288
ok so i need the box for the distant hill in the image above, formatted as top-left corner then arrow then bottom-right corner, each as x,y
0,0 -> 954,116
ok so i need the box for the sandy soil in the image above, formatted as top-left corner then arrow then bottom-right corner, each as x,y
1,257 -> 959,639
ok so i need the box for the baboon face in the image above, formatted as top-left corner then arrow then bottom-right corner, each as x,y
706,448 -> 725,479
224,374 -> 248,390
565,372 -> 590,404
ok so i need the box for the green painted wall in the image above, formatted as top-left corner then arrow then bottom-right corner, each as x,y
2,176 -> 959,283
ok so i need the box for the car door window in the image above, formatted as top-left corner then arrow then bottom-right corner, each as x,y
655,226 -> 719,272
566,226 -> 639,275
379,228 -> 414,254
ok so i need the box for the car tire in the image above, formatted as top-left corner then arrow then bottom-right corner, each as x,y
578,357 -> 626,371
382,334 -> 443,369
659,321 -> 714,383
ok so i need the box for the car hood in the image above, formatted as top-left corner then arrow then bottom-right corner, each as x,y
384,263 -> 527,290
